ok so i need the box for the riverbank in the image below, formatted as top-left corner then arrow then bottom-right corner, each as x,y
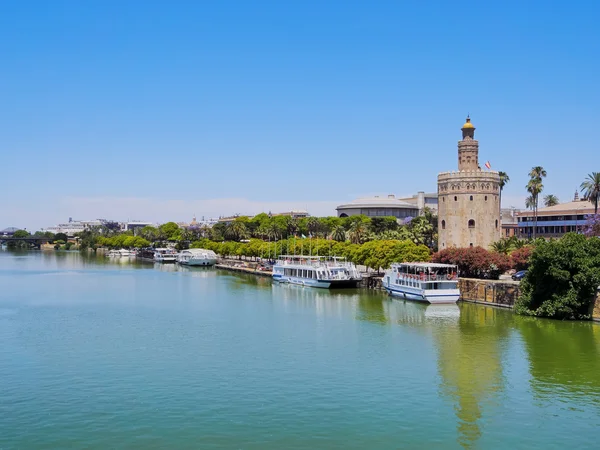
215,258 -> 600,321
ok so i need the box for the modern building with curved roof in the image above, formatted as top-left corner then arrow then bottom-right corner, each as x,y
336,194 -> 423,219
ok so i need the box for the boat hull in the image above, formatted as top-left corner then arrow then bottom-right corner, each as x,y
273,274 -> 359,289
180,258 -> 217,267
384,285 -> 460,304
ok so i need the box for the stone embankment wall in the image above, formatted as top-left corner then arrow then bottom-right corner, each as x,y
458,278 -> 520,308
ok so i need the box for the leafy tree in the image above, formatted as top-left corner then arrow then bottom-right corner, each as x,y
13,229 -> 30,238
286,216 -> 300,238
515,233 -> 600,320
543,194 -> 559,207
158,222 -> 180,241
54,232 -> 68,242
307,217 -> 320,237
580,172 -> 600,214
139,226 -> 159,242
211,222 -> 227,241
583,214 -> 600,237
369,217 -> 398,234
526,166 -> 547,239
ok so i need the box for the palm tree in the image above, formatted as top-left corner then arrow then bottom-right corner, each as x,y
225,221 -> 248,241
526,166 -> 547,239
348,220 -> 367,244
525,195 -> 535,210
286,217 -> 299,238
307,217 -> 320,238
331,225 -> 346,242
498,171 -> 509,216
580,172 -> 600,214
543,194 -> 559,207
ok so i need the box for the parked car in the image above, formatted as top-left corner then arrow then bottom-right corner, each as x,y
512,270 -> 527,281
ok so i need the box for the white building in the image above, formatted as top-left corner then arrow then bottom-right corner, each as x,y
336,192 -> 436,219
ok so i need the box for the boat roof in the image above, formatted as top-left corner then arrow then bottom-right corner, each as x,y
183,248 -> 216,254
392,262 -> 457,269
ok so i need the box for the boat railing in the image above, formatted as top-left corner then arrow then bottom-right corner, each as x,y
397,273 -> 458,283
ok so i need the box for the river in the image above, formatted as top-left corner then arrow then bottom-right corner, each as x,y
1,251 -> 599,449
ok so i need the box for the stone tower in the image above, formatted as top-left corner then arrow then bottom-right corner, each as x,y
437,117 -> 501,250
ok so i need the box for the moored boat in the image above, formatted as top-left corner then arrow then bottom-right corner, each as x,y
272,255 -> 362,289
153,248 -> 177,263
176,248 -> 217,266
382,262 -> 460,304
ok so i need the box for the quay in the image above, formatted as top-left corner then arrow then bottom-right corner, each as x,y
214,260 -> 600,321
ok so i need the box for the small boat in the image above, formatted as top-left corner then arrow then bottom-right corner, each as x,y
176,248 -> 217,266
107,249 -> 133,257
382,262 -> 460,304
272,255 -> 362,289
153,248 -> 177,263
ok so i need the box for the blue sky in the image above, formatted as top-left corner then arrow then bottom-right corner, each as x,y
1,0 -> 598,230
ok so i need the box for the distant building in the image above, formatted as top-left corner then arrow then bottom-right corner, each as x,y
501,208 -> 520,238
44,218 -> 105,237
336,194 -> 420,219
124,221 -> 154,233
437,117 -> 501,249
269,210 -> 309,219
1,227 -> 20,236
516,199 -> 594,239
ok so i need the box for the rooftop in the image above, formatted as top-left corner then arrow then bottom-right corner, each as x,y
517,200 -> 595,216
337,194 -> 416,209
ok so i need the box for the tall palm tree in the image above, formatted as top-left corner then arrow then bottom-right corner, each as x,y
307,217 -> 320,237
331,225 -> 347,242
543,194 -> 559,207
580,172 -> 600,214
225,221 -> 248,241
348,221 -> 367,244
526,166 -> 547,239
498,171 -> 509,217
286,217 -> 299,238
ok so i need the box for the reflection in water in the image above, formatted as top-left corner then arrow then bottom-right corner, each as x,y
271,283 -> 364,318
434,304 -> 511,449
515,316 -> 600,402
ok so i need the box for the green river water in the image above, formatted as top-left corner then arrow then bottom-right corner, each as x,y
1,251 -> 599,449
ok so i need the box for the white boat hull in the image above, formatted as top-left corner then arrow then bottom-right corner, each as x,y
180,257 -> 217,266
384,284 -> 460,304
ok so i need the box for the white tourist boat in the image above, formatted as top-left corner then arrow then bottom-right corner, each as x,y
176,248 -> 217,266
272,255 -> 362,289
153,248 -> 177,263
382,262 -> 460,304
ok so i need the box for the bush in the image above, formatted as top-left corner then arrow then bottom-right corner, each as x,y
431,246 -> 510,280
515,233 -> 600,320
510,246 -> 533,271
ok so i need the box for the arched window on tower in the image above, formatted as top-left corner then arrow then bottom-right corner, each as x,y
470,195 -> 473,201
468,219 -> 475,228
441,220 -> 446,230
495,219 -> 498,229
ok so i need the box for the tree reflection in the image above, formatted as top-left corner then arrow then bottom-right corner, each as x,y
515,316 -> 600,401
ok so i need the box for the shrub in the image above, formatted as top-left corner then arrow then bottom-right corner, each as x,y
510,246 -> 533,271
515,233 -> 600,320
432,246 -> 510,280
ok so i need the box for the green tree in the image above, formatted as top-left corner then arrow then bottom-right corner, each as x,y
543,194 -> 559,207
331,225 -> 347,242
13,229 -> 30,238
348,219 -> 368,244
158,222 -> 180,241
515,233 -> 600,320
580,172 -> 600,214
369,217 -> 398,234
139,226 -> 158,242
526,166 -> 547,239
54,232 -> 68,242
307,217 -> 320,237
225,221 -> 248,241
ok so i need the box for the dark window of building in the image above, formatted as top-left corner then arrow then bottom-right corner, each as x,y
470,195 -> 473,201
468,219 -> 475,228
454,196 -> 457,201
443,197 -> 445,202
495,219 -> 498,229
485,196 -> 488,201
470,243 -> 473,247
441,220 -> 446,229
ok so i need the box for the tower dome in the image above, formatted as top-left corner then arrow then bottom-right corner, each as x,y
462,117 -> 475,129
